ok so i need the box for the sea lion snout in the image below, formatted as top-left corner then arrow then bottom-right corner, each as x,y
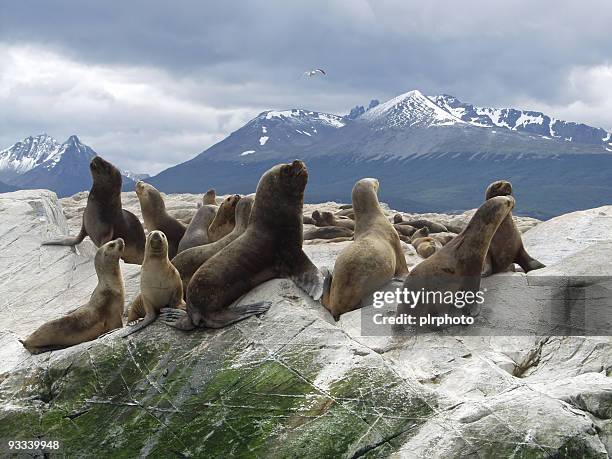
147,230 -> 167,250
486,180 -> 513,199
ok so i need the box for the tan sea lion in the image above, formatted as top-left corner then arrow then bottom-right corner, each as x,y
303,215 -> 316,225
320,211 -> 355,230
177,204 -> 218,253
135,181 -> 186,260
207,194 -> 241,242
304,226 -> 353,240
42,156 -> 145,264
172,195 -> 255,290
203,188 -> 217,205
482,180 -> 545,276
123,231 -> 185,336
160,160 -> 323,330
321,178 -> 409,320
411,227 -> 442,259
397,196 -> 515,325
20,239 -> 125,353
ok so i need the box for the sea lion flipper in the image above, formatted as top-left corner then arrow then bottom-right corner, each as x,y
121,313 -> 156,337
516,248 -> 545,273
42,226 -> 87,247
320,267 -> 332,308
160,308 -> 196,331
287,251 -> 324,301
205,302 -> 272,328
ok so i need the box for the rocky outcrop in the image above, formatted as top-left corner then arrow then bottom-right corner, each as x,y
0,190 -> 610,457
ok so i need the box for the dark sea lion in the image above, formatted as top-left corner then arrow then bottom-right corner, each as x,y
312,210 -> 324,226
394,224 -> 416,237
304,226 -> 353,240
397,196 -> 515,325
20,239 -> 125,353
404,219 -> 448,233
393,213 -> 404,224
161,160 -> 323,330
482,180 -> 545,276
124,231 -> 185,336
207,194 -> 241,242
42,156 -> 145,264
172,195 -> 255,290
177,204 -> 218,253
321,178 -> 409,320
203,188 -> 217,205
135,181 -> 186,259
320,211 -> 355,230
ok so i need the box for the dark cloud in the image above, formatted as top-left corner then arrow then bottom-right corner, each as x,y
1,0 -> 611,173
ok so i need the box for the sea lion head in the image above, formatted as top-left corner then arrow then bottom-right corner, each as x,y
393,213 -> 403,224
312,210 -> 322,222
351,178 -> 380,215
221,194 -> 241,213
145,230 -> 168,257
135,181 -> 165,210
251,160 -> 308,226
95,238 -> 124,271
203,189 -> 217,205
90,156 -> 121,188
234,194 -> 255,230
485,180 -> 513,199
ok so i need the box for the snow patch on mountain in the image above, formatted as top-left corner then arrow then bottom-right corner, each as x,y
361,90 -> 465,129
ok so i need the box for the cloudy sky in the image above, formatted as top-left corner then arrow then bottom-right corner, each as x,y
1,0 -> 611,174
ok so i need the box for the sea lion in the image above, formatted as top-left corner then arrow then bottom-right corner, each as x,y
336,208 -> 355,219
303,215 -> 316,225
397,196 -> 515,325
393,213 -> 404,224
304,226 -> 353,240
321,178 -> 409,320
135,181 -> 186,259
304,236 -> 354,244
312,210 -> 324,226
411,227 -> 442,259
20,239 -> 125,353
42,156 -> 145,264
203,188 -> 217,205
432,232 -> 455,245
207,194 -> 241,242
394,224 -> 416,237
123,231 -> 185,336
172,195 -> 255,290
320,211 -> 355,230
339,204 -> 353,210
177,204 -> 218,253
403,219 -> 448,233
482,180 -> 545,276
161,160 -> 323,330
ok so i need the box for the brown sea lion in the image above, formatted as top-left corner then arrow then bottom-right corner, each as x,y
172,195 -> 255,290
411,227 -> 442,259
20,239 -> 125,353
320,211 -> 355,230
135,181 -> 186,259
203,188 -> 217,205
482,180 -> 545,276
207,194 -> 241,242
403,219 -> 448,233
393,213 -> 404,224
123,231 -> 185,336
394,224 -> 416,237
161,160 -> 323,330
42,156 -> 145,264
304,226 -> 353,240
321,178 -> 409,320
177,204 -> 218,253
312,210 -> 324,226
397,196 -> 515,325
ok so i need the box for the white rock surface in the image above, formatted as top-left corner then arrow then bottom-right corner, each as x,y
0,190 -> 610,457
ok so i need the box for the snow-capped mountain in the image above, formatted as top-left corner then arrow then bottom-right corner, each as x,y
149,89 -> 612,217
0,134 -> 137,196
430,94 -> 612,149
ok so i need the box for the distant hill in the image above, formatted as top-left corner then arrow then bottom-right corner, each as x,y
149,90 -> 612,218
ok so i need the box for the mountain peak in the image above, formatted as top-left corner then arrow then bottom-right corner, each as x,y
360,89 -> 464,128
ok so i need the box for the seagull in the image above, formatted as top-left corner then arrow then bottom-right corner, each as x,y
302,68 -> 326,78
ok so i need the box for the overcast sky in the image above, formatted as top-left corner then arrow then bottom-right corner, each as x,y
1,0 -> 611,174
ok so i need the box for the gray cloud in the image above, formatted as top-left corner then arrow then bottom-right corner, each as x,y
1,0 -> 611,173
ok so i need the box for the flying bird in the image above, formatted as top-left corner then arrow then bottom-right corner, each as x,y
303,68 -> 326,78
